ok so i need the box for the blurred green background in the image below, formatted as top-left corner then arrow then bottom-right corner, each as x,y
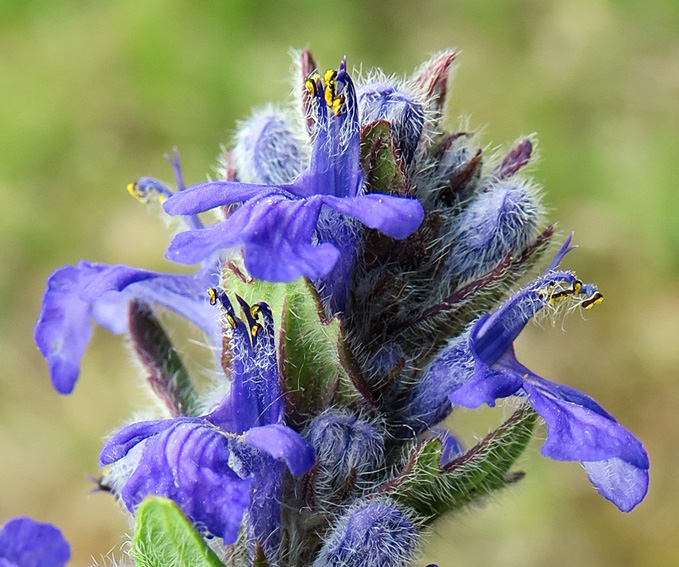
1,0 -> 677,565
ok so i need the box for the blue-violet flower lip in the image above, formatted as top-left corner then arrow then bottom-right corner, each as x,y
34,259 -> 220,394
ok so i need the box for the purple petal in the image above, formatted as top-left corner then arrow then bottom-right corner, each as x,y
421,428 -> 465,466
583,458 -> 649,512
205,298 -> 282,434
448,342 -> 524,409
244,423 -> 315,475
472,270 -> 585,365
0,517 -> 70,567
115,420 -> 253,543
166,195 -> 341,282
205,297 -> 261,433
34,259 -> 220,394
99,418 -> 176,465
81,263 -> 220,343
521,372 -> 649,469
543,233 -> 576,273
248,303 -> 284,425
163,180 -> 292,216
321,193 -> 424,239
34,262 -> 108,394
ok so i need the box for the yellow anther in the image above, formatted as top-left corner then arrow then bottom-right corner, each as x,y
227,314 -> 238,329
127,182 -> 145,202
250,305 -> 261,320
207,288 -> 218,306
574,280 -> 583,294
305,78 -> 317,96
324,83 -> 335,108
550,286 -> 572,303
251,324 -> 260,339
332,94 -> 344,115
324,69 -> 337,84
158,194 -> 167,205
582,293 -> 604,310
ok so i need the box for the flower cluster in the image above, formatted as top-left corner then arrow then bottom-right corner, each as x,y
9,50 -> 648,566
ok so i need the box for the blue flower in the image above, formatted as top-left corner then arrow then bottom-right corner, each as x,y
34,153 -> 220,394
99,294 -> 315,559
0,517 -> 70,567
424,236 -> 650,511
162,58 -> 424,290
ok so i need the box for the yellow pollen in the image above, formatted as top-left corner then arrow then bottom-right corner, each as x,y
324,69 -> 336,84
227,314 -> 237,329
250,305 -> 261,319
583,293 -> 604,310
305,78 -> 317,96
332,94 -> 344,115
207,288 -> 218,305
127,182 -> 144,202
324,83 -> 334,108
251,324 -> 260,339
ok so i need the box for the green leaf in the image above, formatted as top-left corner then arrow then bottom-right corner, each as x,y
131,497 -> 226,567
280,278 -> 370,415
128,300 -> 201,417
384,406 -> 538,519
360,120 -> 409,195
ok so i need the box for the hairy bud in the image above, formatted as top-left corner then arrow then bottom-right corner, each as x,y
358,82 -> 425,166
231,110 -> 306,185
443,178 -> 542,285
313,500 -> 418,567
305,409 -> 385,505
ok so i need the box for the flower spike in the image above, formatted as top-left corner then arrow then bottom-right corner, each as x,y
27,52 -> 650,566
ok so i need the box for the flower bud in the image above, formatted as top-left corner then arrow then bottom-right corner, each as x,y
358,82 -> 424,166
443,178 -> 542,284
230,110 -> 306,185
313,500 -> 418,567
305,410 -> 385,505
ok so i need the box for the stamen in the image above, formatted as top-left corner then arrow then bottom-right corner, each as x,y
324,80 -> 335,108
250,305 -> 261,320
251,324 -> 261,339
305,78 -> 318,96
226,314 -> 238,329
332,94 -> 345,115
324,69 -> 337,84
582,292 -> 604,309
207,288 -> 218,306
126,182 -> 143,201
